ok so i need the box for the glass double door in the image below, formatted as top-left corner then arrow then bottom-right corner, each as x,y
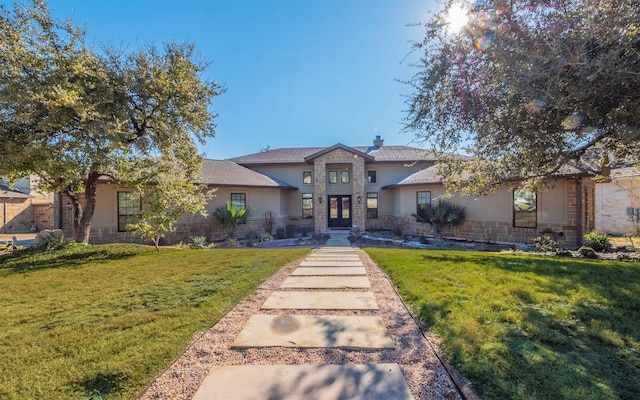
328,195 -> 352,228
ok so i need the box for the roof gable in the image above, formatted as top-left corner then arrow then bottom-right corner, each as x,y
303,143 -> 374,163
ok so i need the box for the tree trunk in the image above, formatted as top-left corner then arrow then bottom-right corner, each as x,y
65,190 -> 82,237
75,172 -> 100,243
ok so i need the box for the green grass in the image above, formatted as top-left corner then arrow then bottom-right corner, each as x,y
365,249 -> 640,400
0,244 -> 308,399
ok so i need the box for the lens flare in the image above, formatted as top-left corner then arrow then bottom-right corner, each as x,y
475,33 -> 494,50
562,113 -> 584,130
525,99 -> 546,114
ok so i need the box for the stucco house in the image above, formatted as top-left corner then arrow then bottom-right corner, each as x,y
62,136 -> 597,248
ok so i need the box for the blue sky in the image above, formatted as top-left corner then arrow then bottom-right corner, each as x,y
43,0 -> 436,159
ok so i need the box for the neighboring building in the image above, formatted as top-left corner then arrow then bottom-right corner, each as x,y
595,167 -> 640,235
0,175 -> 56,233
64,136 -> 597,248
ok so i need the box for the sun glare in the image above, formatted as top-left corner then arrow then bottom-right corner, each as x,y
446,3 -> 469,33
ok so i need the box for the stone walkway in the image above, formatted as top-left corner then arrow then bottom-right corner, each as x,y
138,232 -> 465,400
191,244 -> 416,399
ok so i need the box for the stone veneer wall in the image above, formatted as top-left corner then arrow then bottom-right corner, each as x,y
313,148 -> 366,232
364,177 -> 595,249
68,213 -> 313,245
595,173 -> 640,235
1,195 -> 55,233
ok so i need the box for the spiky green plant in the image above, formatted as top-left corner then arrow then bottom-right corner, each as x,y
214,202 -> 251,239
412,199 -> 465,236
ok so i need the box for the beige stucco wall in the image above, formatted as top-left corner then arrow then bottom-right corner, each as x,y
595,170 -> 640,235
64,183 -> 293,244
380,177 -> 586,248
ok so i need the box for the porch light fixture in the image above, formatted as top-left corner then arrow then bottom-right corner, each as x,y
318,196 -> 323,204
357,196 -> 362,203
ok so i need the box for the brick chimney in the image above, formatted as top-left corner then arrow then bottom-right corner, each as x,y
373,135 -> 384,147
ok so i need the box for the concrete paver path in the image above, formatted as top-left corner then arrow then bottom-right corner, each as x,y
192,245 -> 417,399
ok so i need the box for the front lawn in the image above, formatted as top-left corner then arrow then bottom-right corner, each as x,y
365,249 -> 640,400
0,244 -> 308,399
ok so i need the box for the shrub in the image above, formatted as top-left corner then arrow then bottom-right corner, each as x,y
189,236 -> 208,249
35,229 -> 69,251
583,231 -> 611,252
554,249 -> 573,258
259,233 -> 273,242
412,199 -> 465,237
214,202 -> 251,239
285,224 -> 297,238
534,235 -> 559,252
262,211 -> 276,234
226,238 -> 239,247
578,246 -> 598,259
275,228 -> 286,239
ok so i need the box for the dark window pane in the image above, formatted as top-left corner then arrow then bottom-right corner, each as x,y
302,193 -> 313,219
514,189 -> 537,228
303,171 -> 312,185
118,192 -> 141,232
367,192 -> 378,219
367,171 -> 377,184
416,191 -> 431,213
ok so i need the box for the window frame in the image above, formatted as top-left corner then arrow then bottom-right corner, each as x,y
341,170 -> 350,184
367,192 -> 378,219
367,170 -> 377,184
416,191 -> 432,214
328,171 -> 338,184
513,188 -> 537,228
117,191 -> 142,232
302,193 -> 313,219
231,193 -> 247,224
302,171 -> 313,185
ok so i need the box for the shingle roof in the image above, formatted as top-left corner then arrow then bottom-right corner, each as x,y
382,165 -> 445,188
0,186 -> 33,199
198,160 -> 296,189
383,156 -> 601,188
230,144 -> 439,165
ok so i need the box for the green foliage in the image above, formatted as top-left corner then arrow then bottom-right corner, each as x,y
34,231 -> 69,251
214,202 -> 251,240
0,2 -> 222,242
366,248 -> 640,400
583,231 -> 612,252
578,246 -> 599,259
259,233 -> 273,243
275,227 -> 286,240
411,199 -> 465,235
0,244 -> 308,399
405,0 -> 640,195
188,236 -> 208,249
285,224 -> 297,238
534,234 -> 560,253
127,173 -> 212,251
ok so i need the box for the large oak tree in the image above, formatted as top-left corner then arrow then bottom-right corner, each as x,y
405,0 -> 640,194
0,1 -> 221,242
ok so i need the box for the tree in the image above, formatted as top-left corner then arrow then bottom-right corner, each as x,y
0,1 -> 222,242
405,0 -> 640,195
127,172 -> 213,251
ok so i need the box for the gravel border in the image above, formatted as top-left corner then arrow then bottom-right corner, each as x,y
137,248 -> 463,400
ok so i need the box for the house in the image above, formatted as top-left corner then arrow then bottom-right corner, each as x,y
64,136 -> 597,248
0,175 -> 56,233
594,167 -> 640,236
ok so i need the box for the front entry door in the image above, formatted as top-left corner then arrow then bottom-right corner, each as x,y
328,195 -> 352,228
